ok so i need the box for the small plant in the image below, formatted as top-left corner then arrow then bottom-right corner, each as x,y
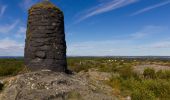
143,68 -> 156,79
0,59 -> 24,76
117,65 -> 135,79
66,91 -> 83,100
131,88 -> 156,100
156,70 -> 170,79
144,79 -> 170,98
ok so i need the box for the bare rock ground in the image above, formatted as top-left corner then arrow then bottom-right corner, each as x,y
133,64 -> 170,74
0,70 -> 117,100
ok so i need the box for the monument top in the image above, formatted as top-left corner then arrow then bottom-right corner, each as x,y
30,0 -> 60,11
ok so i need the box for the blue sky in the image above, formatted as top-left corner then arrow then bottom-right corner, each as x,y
0,0 -> 170,56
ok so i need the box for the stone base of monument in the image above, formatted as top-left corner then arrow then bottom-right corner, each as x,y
25,58 -> 67,72
0,71 -> 116,100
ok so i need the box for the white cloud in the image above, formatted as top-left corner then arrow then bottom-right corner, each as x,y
130,25 -> 166,39
131,1 -> 170,16
67,40 -> 133,56
0,5 -> 7,17
148,41 -> 170,49
0,38 -> 24,56
76,0 -> 138,22
15,26 -> 26,38
0,20 -> 19,34
67,39 -> 170,56
67,25 -> 169,56
18,26 -> 26,33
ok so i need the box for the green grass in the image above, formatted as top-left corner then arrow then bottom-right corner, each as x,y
107,67 -> 170,100
66,91 -> 83,100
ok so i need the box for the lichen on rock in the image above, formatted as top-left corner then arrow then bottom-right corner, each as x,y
29,1 -> 61,14
0,71 -> 117,100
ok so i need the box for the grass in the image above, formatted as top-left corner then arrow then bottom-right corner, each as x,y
0,57 -> 170,99
0,58 -> 25,76
107,67 -> 170,100
67,57 -> 170,99
66,91 -> 83,100
143,68 -> 156,79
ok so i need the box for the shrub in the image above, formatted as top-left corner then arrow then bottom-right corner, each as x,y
116,65 -> 136,79
98,64 -> 117,72
143,68 -> 156,79
108,77 -> 121,91
156,70 -> 170,79
144,79 -> 170,98
131,88 -> 156,100
120,78 -> 170,99
164,70 -> 170,79
0,59 -> 24,76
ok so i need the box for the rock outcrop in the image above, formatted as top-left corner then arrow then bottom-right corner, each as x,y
24,1 -> 67,72
0,70 -> 117,100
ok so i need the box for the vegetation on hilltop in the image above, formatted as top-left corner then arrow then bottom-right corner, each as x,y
0,57 -> 170,99
0,59 -> 25,76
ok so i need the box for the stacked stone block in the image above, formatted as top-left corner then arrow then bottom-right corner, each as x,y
24,1 -> 67,72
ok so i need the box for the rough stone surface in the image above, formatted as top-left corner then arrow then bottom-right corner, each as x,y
24,1 -> 67,72
0,71 -> 117,100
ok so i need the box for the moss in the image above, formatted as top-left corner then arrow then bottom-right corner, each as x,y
66,91 -> 83,100
27,32 -> 32,41
29,2 -> 61,14
25,23 -> 32,41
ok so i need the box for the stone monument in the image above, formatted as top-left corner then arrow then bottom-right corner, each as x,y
24,0 -> 67,72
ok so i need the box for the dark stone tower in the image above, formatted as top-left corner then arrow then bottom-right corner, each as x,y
24,1 -> 67,72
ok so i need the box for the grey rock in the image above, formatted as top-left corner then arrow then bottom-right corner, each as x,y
35,51 -> 46,58
0,71 -> 117,100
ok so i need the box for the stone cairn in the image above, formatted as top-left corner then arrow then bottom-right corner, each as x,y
24,0 -> 67,72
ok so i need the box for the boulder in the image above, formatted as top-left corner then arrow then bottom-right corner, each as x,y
0,71 -> 117,100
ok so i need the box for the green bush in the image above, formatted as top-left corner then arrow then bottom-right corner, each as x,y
98,64 -> 117,72
0,59 -> 24,76
131,88 -> 156,100
143,68 -> 156,79
156,70 -> 170,79
107,77 -> 121,91
107,67 -> 170,99
144,79 -> 170,98
120,78 -> 170,99
116,65 -> 137,79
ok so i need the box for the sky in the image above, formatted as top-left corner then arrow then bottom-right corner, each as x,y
0,0 -> 170,56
